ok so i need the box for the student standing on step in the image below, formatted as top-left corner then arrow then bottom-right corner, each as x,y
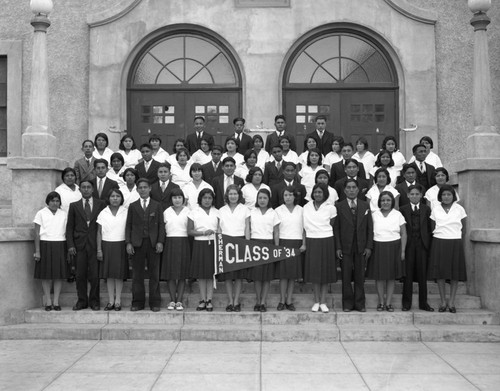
186,116 -> 214,155
150,162 -> 180,211
74,140 -> 96,185
400,184 -> 434,312
334,179 -> 373,312
91,159 -> 119,202
135,143 -> 161,186
125,178 -> 165,312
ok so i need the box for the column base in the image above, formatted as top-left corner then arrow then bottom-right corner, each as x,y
22,130 -> 57,157
466,131 -> 500,159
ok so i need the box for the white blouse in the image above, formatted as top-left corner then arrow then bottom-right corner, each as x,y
93,147 -> 114,164
221,152 -> 244,166
366,184 -> 400,212
255,149 -> 270,169
106,168 -> 126,187
369,166 -> 400,187
250,208 -> 280,240
352,151 -> 376,180
188,206 -> 219,241
119,149 -> 142,168
191,149 -> 213,165
375,150 -> 407,173
235,164 -> 252,181
218,204 -> 250,237
303,202 -> 336,238
299,165 -> 325,197
298,151 -> 325,168
269,150 -> 299,165
409,150 -> 443,169
152,147 -> 170,164
119,184 -> 140,209
424,185 -> 461,211
372,209 -> 406,242
97,206 -> 127,242
163,207 -> 189,237
431,202 -> 467,239
183,181 -> 214,210
34,207 -> 67,241
54,183 -> 82,213
323,151 -> 342,168
241,183 -> 271,210
276,204 -> 303,240
170,161 -> 193,189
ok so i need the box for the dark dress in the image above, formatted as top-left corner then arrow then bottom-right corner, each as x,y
162,237 -> 191,280
34,241 -> 69,280
100,241 -> 128,279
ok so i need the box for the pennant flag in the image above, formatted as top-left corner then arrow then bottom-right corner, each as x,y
214,233 -> 301,275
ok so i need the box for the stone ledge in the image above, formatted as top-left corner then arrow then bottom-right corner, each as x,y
470,229 -> 500,243
451,158 -> 500,173
7,156 -> 69,171
0,227 -> 33,241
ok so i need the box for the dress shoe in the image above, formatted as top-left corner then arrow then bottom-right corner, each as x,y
206,300 -> 213,312
72,304 -> 88,311
259,304 -> 267,312
402,306 -> 410,311
104,303 -> 115,311
285,303 -> 296,311
114,304 -> 122,311
151,307 -> 160,312
196,300 -> 206,311
130,306 -> 144,312
277,302 -> 285,311
91,305 -> 100,311
420,304 -> 435,312
254,304 -> 261,312
357,307 -> 366,312
343,308 -> 352,312
45,305 -> 53,311
225,304 -> 234,312
448,306 -> 457,313
52,305 -> 61,311
386,304 -> 394,312
233,303 -> 241,312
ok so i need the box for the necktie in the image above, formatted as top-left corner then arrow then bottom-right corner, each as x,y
197,132 -> 202,141
350,200 -> 356,215
318,131 -> 323,139
420,162 -> 425,173
86,159 -> 90,168
98,178 -> 103,197
142,199 -> 147,211
413,205 -> 418,212
214,162 -> 218,171
145,161 -> 150,172
84,199 -> 91,221
161,182 -> 166,192
225,176 -> 232,191
276,161 -> 281,171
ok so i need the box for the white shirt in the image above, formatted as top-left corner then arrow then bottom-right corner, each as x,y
235,163 -> 252,181
323,151 -> 342,168
303,202 -> 337,238
409,150 -> 443,169
218,204 -> 250,237
369,166 -> 400,187
119,184 -> 140,209
97,206 -> 127,242
221,152 -> 244,166
255,149 -> 270,169
183,181 -> 214,210
140,197 -> 150,209
163,206 -> 189,237
34,207 -> 67,241
298,151 -> 325,168
276,204 -> 303,240
305,185 -> 338,206
372,209 -> 406,242
188,206 -> 219,241
152,147 -> 170,163
352,151 -> 376,180
191,149 -> 213,165
250,208 -> 280,240
431,202 -> 467,239
366,184 -> 400,212
170,160 -> 193,189
425,185 -> 461,211
375,150 -> 407,172
299,165 -> 325,197
54,183 -> 82,213
92,147 -> 114,164
119,149 -> 142,168
241,183 -> 271,210
106,168 -> 126,187
269,150 -> 299,165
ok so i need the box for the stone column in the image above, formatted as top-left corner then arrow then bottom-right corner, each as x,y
7,1 -> 67,226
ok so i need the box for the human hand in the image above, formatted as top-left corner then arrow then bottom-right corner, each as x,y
363,248 -> 372,260
97,250 -> 103,261
336,250 -> 343,259
68,247 -> 77,257
126,243 -> 135,255
156,243 -> 164,253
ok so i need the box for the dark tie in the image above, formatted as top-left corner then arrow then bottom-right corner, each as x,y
84,199 -> 91,221
413,205 -> 418,212
142,199 -> 147,211
86,159 -> 90,168
350,200 -> 357,215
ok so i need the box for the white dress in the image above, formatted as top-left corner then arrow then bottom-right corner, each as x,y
93,147 -> 114,164
299,165 -> 325,198
119,184 -> 140,209
255,149 -> 270,169
366,184 -> 400,212
323,152 -> 342,168
183,181 -> 214,210
424,185 -> 461,211
241,183 -> 271,210
221,152 -> 244,166
170,161 -> 193,189
119,149 -> 142,168
54,183 -> 82,213
375,150 -> 406,172
152,147 -> 170,163
191,149 -> 212,165
353,151 -> 376,180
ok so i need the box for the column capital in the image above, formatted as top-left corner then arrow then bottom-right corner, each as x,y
30,14 -> 51,33
470,12 -> 490,31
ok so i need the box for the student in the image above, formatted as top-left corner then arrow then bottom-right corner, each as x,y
334,179 -> 373,312
366,168 -> 400,212
369,149 -> 399,187
221,137 -> 244,166
276,135 -> 300,165
135,143 -> 161,186
170,147 -> 193,189
91,159 -> 119,201
186,116 -> 214,155
212,157 -> 245,209
118,135 -> 142,168
149,134 -> 170,163
424,167 -> 460,210
333,159 -> 370,202
395,163 -> 419,207
323,136 -> 344,171
55,167 -> 82,213
183,163 -> 214,210
270,161 -> 306,208
201,145 -> 224,185
303,115 -> 334,156
168,138 -> 189,166
376,136 -> 406,173
187,188 -> 219,311
125,178 -> 165,312
400,184 -> 434,312
329,143 -> 367,186
93,132 -> 114,164
74,140 -> 96,185
311,169 -> 339,206
162,188 -> 191,311
33,191 -> 68,311
265,114 -> 297,153
241,167 -> 271,209
66,180 -> 106,311
299,148 -> 325,198
409,136 -> 443,169
231,117 -> 253,155
252,134 -> 270,169
190,137 -> 213,165
412,143 -> 437,192
298,136 -> 322,169
106,152 -> 126,187
119,168 -> 140,209
150,162 -> 180,211
263,145 -> 285,187
97,188 -> 128,311
235,149 -> 259,180
353,136 -> 376,180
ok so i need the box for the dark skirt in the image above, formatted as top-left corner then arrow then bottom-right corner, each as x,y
275,239 -> 303,279
366,239 -> 405,280
161,237 -> 191,280
99,241 -> 128,279
189,240 -> 215,279
304,237 -> 337,284
217,236 -> 247,282
246,239 -> 275,282
428,238 -> 467,281
34,240 -> 69,280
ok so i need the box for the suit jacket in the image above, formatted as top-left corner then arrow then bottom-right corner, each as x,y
229,133 -> 253,155
329,160 -> 367,187
395,181 -> 416,207
134,160 -> 161,185
125,198 -> 165,248
400,203 -> 432,251
150,181 -> 180,211
334,177 -> 370,202
212,174 -> 245,209
186,131 -> 215,155
66,197 -> 106,251
415,162 -> 436,191
271,180 -> 307,208
263,161 -> 285,187
201,161 -> 224,184
304,130 -> 335,156
265,131 -> 297,153
74,157 -> 96,185
91,177 -> 119,201
333,198 -> 374,255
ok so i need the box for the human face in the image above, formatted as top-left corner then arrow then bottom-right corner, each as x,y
109,191 -> 122,207
82,142 -> 94,157
315,119 -> 326,132
175,141 -> 185,152
137,181 -> 151,199
47,197 -> 61,212
191,168 -> 202,181
309,152 -> 320,165
316,173 -> 329,186
157,166 -> 170,182
201,193 -> 213,208
435,171 -> 447,186
376,172 -> 388,186
234,120 -> 244,133
95,162 -> 108,179
306,138 -> 317,150
280,138 -> 290,152
332,141 -> 341,153
356,142 -> 365,153
177,152 -> 188,164
226,140 -> 237,153
283,165 -> 296,181
150,139 -> 160,151
63,171 -> 76,187
385,140 -> 396,152
141,147 -> 152,161
122,137 -> 134,151
283,190 -> 295,206
441,190 -> 454,206
257,193 -> 269,208
253,138 -> 263,150
379,194 -> 393,211
227,189 -> 239,205
344,182 -> 359,200
172,195 -> 184,208
312,188 -> 324,203
124,171 -> 136,185
95,136 -> 107,150
246,153 -> 257,168
211,149 -> 222,163
414,146 -> 427,162
408,188 -> 422,205
194,118 -> 205,131
404,167 -> 417,183
272,147 -> 283,162
200,140 -> 210,152
421,139 -> 431,152
80,182 -> 93,199
111,158 -> 123,172
251,170 -> 263,186
345,162 -> 359,178
380,153 -> 391,167
275,118 -> 286,132
223,161 -> 235,176
341,146 -> 354,159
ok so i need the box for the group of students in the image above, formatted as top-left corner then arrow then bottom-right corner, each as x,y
33,114 -> 467,314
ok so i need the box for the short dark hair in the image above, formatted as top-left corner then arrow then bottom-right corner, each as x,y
148,134 -> 162,145
81,139 -> 94,148
172,138 -> 187,153
122,168 -> 139,182
139,143 -> 152,151
170,187 -> 185,203
212,145 -> 223,154
252,135 -> 264,145
158,162 -> 172,171
225,137 -> 238,151
355,137 -> 369,151
94,132 -> 109,147
307,148 -> 323,166
344,178 -> 359,189
246,166 -> 264,183
243,149 -> 258,164
194,116 -> 205,123
136,178 -> 151,187
419,136 -> 434,149
110,152 -> 125,166
282,161 -> 297,170
344,158 -> 360,169
61,167 -> 77,182
311,183 -> 329,202
332,136 -> 344,149
224,184 -> 244,205
233,117 -> 245,125
304,136 -> 318,149
118,135 -> 137,151
377,190 -> 396,208
106,188 -> 124,206
222,156 -> 236,166
274,114 -> 286,122
79,180 -> 94,188
412,143 -> 427,154
254,188 -> 272,208
200,134 -> 213,149
176,147 -> 191,161
281,186 -> 300,205
279,134 -> 292,143
374,167 -> 391,185
343,142 -> 354,151
381,136 -> 398,151
375,149 -> 395,168
407,184 -> 424,194
437,184 -> 458,202
93,158 -> 108,168
314,169 -> 330,183
315,115 -> 327,122
45,191 -> 61,206
434,167 -> 450,182
271,144 -> 283,152
197,188 -> 215,206
401,163 -> 418,175
189,163 -> 203,177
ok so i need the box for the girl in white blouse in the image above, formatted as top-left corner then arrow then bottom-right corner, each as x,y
190,138 -> 213,165
299,148 -> 325,199
305,169 -> 339,205
241,167 -> 271,210
92,132 -> 114,164
252,135 -> 270,169
352,137 -> 376,180
268,135 -> 299,165
33,191 -> 68,311
221,137 -> 244,166
55,168 -> 82,213
235,149 -> 258,180
107,153 -> 126,187
170,148 -> 193,189
424,167 -> 460,210
366,168 -> 400,212
376,136 -> 406,173
183,163 -> 214,210
149,134 -> 170,164
428,185 -> 467,313
118,135 -> 142,168
323,136 -> 344,172
119,168 -> 140,208
370,150 -> 400,187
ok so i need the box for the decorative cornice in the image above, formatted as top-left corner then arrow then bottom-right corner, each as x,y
87,0 -> 143,28
384,0 -> 437,25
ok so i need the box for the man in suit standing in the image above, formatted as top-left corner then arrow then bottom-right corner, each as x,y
186,116 -> 215,155
212,157 -> 245,209
271,161 -> 306,208
400,184 -> 434,312
74,140 -> 96,185
150,162 -> 180,211
66,180 -> 106,310
230,117 -> 253,155
329,143 -> 367,186
303,115 -> 334,156
201,146 -> 224,184
334,179 -> 373,312
412,143 -> 436,192
265,115 -> 297,153
396,163 -> 419,207
135,143 -> 161,186
263,145 -> 286,187
126,178 -> 165,312
91,159 -> 119,201
334,159 -> 370,201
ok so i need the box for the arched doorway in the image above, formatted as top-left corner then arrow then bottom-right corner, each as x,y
128,28 -> 243,149
283,26 -> 399,153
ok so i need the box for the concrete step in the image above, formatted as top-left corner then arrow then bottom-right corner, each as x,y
0,202 -> 12,227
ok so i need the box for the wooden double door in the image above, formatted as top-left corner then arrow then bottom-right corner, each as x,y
284,90 -> 398,154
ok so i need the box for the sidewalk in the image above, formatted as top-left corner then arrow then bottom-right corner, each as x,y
1,340 -> 499,390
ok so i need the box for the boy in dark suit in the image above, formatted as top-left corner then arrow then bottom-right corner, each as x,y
66,180 -> 106,310
329,143 -> 366,186
150,162 -> 180,211
265,115 -> 297,153
303,115 -> 334,156
186,116 -> 214,155
334,179 -> 373,312
74,140 -> 96,185
271,161 -> 306,207
91,159 -> 119,201
263,145 -> 285,187
396,163 -> 419,207
230,117 -> 253,155
212,157 -> 245,209
412,144 -> 436,192
400,184 -> 434,311
126,178 -> 165,312
135,143 -> 161,186
334,159 -> 370,201
201,146 -> 224,184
